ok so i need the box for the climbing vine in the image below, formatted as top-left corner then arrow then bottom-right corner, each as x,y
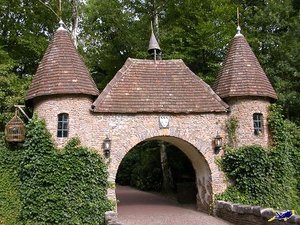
0,133 -> 23,225
218,104 -> 300,211
19,116 -> 112,224
225,116 -> 238,148
1,115 -> 112,225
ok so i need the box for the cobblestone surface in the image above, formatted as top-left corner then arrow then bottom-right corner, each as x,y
116,186 -> 232,225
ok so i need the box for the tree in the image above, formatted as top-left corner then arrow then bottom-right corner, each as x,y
237,0 -> 300,122
0,0 -> 298,124
82,0 -> 299,123
0,48 -> 29,130
0,0 -> 81,129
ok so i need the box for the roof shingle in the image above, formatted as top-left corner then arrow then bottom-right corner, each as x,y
213,34 -> 277,100
92,58 -> 228,113
25,28 -> 99,101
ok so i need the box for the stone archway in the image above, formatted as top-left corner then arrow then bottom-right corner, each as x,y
110,135 -> 213,212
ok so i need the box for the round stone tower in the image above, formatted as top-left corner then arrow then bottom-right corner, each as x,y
25,22 -> 99,147
213,26 -> 277,147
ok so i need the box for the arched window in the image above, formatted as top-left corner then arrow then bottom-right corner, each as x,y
253,113 -> 263,135
57,113 -> 69,138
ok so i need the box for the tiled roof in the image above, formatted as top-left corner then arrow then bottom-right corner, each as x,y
213,34 -> 277,100
25,27 -> 99,101
92,58 -> 229,113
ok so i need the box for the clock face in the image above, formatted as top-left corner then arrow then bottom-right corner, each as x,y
159,116 -> 169,129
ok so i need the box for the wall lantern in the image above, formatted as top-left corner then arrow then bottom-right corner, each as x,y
214,133 -> 222,153
103,136 -> 111,158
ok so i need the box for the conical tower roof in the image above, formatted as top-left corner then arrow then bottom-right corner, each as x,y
26,23 -> 99,102
213,29 -> 277,100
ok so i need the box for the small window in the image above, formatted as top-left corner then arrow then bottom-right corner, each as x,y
253,113 -> 263,135
57,113 -> 69,138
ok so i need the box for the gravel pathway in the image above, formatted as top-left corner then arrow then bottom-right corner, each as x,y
116,186 -> 232,225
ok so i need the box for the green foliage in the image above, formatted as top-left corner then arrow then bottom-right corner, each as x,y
0,0 -> 299,130
218,104 -> 300,211
0,48 -> 30,130
18,116 -> 112,225
0,133 -> 23,225
219,145 -> 297,209
268,104 -> 300,197
225,117 -> 238,148
117,141 -> 163,191
239,0 -> 300,123
116,141 -> 195,192
0,1 -> 78,130
81,0 -> 300,122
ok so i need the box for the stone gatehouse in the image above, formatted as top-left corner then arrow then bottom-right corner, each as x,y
25,22 -> 277,212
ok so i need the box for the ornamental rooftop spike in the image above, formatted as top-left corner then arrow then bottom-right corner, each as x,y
57,19 -> 66,31
235,7 -> 243,37
148,22 -> 161,60
235,25 -> 242,37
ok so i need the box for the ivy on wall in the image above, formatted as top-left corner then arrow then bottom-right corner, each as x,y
225,117 -> 238,148
218,104 -> 300,211
0,133 -> 23,225
0,116 -> 112,225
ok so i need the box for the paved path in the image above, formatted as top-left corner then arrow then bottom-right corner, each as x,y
116,186 -> 232,225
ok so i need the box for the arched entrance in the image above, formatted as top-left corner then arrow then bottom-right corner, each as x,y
112,136 -> 213,212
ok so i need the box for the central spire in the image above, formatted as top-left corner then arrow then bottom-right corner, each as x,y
148,22 -> 161,60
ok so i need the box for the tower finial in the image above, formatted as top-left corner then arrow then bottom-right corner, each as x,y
235,7 -> 242,36
148,21 -> 161,61
57,19 -> 66,31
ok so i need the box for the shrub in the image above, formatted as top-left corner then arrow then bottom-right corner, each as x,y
218,104 -> 300,211
19,116 -> 112,225
0,132 -> 22,225
219,145 -> 297,209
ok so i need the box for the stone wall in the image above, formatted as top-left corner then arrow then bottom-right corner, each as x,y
33,94 -> 274,212
227,97 -> 271,148
33,95 -> 95,148
216,201 -> 300,225
33,95 -> 229,211
87,113 -> 229,211
104,211 -> 122,225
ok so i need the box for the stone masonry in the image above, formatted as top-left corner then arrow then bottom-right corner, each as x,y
227,97 -> 271,147
26,22 -> 278,214
34,95 -> 231,211
215,201 -> 300,225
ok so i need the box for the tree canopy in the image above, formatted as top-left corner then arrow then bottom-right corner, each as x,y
0,0 -> 299,126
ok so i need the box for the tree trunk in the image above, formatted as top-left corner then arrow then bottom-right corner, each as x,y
160,142 -> 173,193
71,0 -> 79,48
152,0 -> 159,42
